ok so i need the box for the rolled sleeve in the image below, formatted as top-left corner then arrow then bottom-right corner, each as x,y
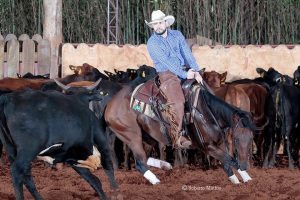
178,32 -> 200,71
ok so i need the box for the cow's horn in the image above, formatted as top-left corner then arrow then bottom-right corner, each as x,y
86,78 -> 102,90
54,79 -> 71,90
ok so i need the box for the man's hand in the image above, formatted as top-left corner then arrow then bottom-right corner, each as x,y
194,72 -> 203,84
187,69 -> 195,79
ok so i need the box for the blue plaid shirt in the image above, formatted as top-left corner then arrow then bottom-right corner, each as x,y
147,29 -> 200,79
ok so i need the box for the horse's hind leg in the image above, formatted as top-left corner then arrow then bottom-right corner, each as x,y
71,166 -> 108,200
106,128 -> 119,170
124,144 -> 133,170
131,143 -> 161,185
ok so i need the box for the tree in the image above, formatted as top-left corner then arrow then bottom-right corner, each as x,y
43,0 -> 62,78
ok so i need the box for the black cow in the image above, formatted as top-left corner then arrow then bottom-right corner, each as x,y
263,83 -> 300,168
229,67 -> 293,90
255,68 -> 300,168
55,65 -> 157,170
0,80 -> 118,200
17,72 -> 50,79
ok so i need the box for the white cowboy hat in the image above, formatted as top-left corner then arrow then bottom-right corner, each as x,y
145,10 -> 175,28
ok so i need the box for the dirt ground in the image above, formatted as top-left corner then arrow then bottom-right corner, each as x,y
1,156 -> 300,200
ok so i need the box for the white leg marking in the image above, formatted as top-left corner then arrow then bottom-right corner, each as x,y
143,170 -> 160,185
229,174 -> 240,184
238,169 -> 252,182
146,157 -> 172,170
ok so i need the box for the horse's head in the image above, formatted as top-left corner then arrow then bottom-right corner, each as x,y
231,114 -> 254,171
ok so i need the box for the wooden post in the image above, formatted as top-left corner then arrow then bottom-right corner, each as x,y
43,0 -> 62,78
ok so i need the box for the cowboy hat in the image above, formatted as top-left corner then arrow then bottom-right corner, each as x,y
145,10 -> 175,28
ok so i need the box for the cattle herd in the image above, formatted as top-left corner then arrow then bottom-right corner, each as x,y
0,63 -> 299,199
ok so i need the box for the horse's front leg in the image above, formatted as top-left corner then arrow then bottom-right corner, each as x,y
206,144 -> 241,184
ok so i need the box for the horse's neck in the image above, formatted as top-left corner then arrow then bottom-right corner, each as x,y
195,89 -> 230,129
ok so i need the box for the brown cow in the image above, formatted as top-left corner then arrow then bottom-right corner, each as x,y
203,71 -> 250,113
0,63 -> 106,92
230,83 -> 268,162
0,77 -> 51,91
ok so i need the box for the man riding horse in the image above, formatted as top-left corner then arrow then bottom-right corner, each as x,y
146,10 -> 203,148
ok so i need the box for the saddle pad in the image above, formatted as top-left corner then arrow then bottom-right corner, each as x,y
130,84 -> 156,119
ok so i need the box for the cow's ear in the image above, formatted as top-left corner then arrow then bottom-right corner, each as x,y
256,67 -> 266,77
298,66 -> 300,71
69,65 -> 76,71
104,71 -> 114,77
17,73 -> 21,78
220,72 -> 227,83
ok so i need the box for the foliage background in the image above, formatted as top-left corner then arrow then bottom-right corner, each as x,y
0,0 -> 299,45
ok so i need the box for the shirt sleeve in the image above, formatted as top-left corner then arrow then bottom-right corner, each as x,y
147,39 -> 188,79
178,32 -> 200,71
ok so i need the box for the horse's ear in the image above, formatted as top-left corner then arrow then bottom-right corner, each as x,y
220,72 -> 227,83
202,72 -> 208,81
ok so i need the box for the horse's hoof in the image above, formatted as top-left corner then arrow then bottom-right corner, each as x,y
143,170 -> 160,185
229,174 -> 240,184
238,169 -> 252,183
160,161 -> 173,170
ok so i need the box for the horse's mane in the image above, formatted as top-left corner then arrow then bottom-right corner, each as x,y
200,88 -> 256,131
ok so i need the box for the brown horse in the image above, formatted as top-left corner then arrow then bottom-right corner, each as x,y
105,80 -> 256,184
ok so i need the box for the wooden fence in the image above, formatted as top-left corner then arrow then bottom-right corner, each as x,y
0,34 -> 51,78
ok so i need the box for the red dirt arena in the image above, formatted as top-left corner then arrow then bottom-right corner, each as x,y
0,155 -> 299,200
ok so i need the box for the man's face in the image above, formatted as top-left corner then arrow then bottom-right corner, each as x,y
152,20 -> 167,35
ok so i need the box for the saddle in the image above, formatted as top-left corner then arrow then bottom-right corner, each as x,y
132,76 -> 166,105
130,76 -> 199,124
